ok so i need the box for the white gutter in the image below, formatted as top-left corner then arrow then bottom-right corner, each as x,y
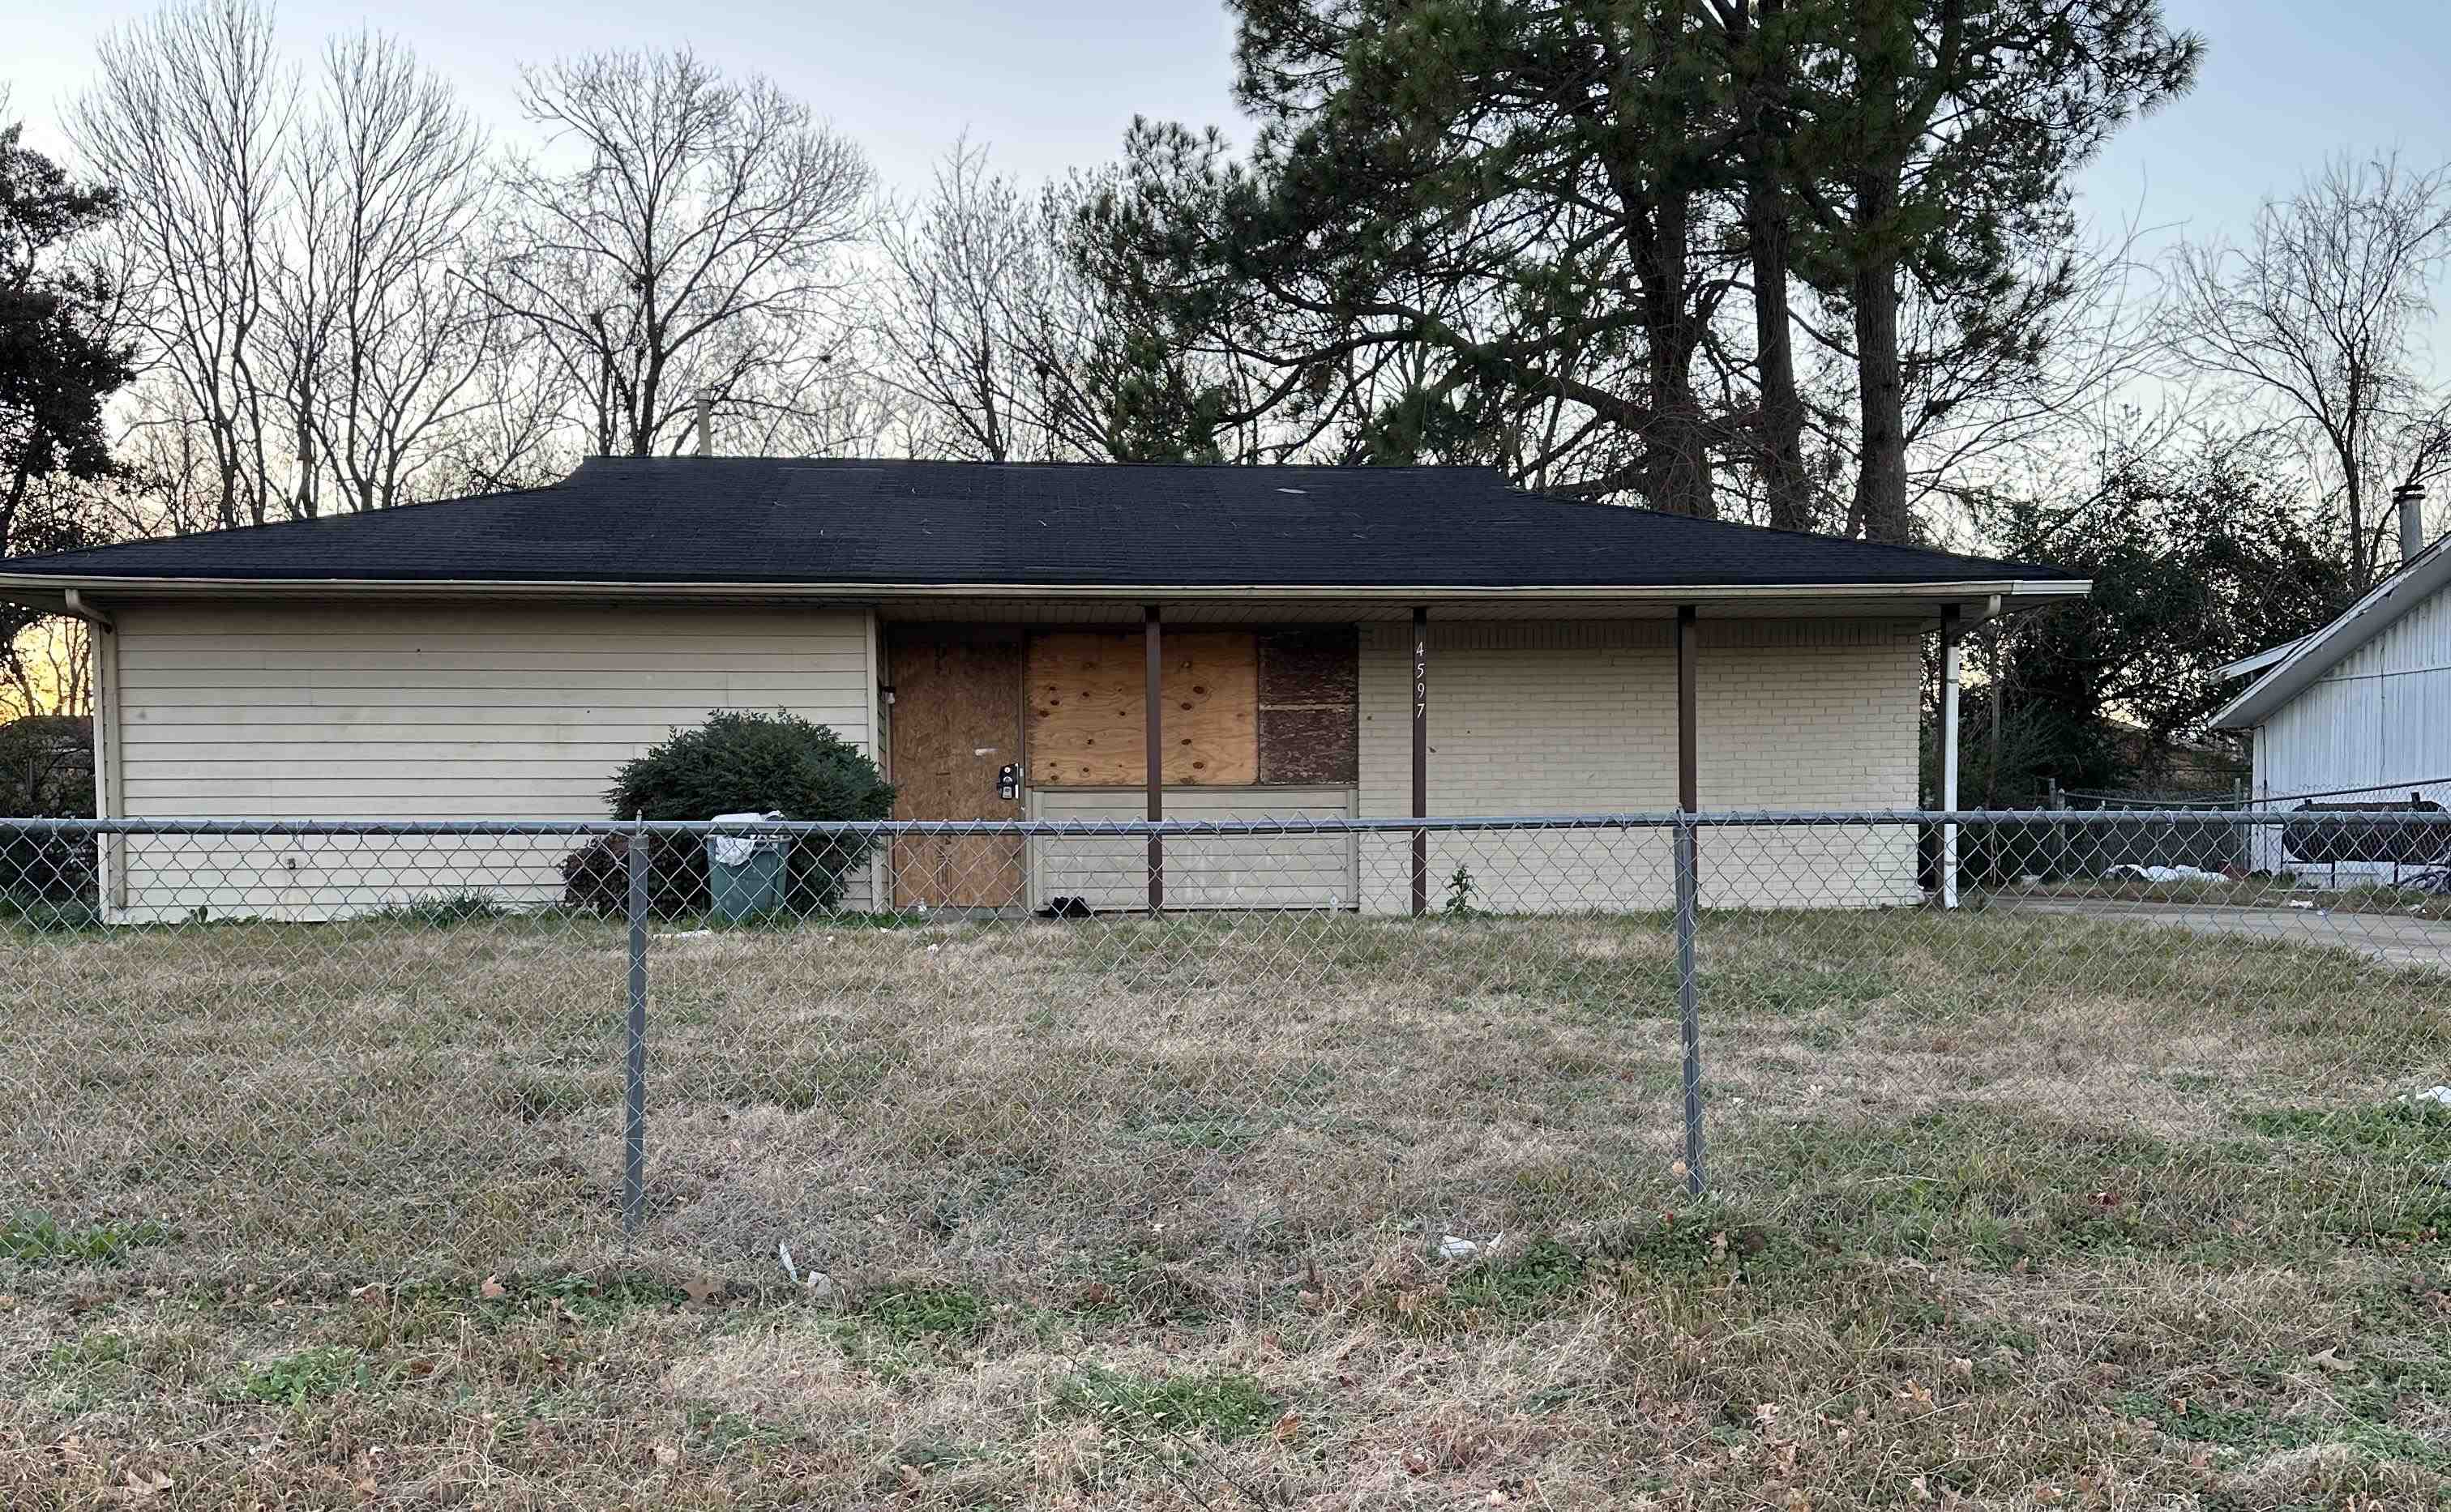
0,572 -> 2088,606
61,587 -> 113,630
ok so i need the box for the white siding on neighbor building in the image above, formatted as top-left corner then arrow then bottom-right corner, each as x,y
102,600 -> 875,919
1028,785 -> 1357,911
2248,578 -> 2451,872
1353,619 -> 1923,912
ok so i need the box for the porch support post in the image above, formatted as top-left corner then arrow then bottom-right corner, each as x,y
1676,605 -> 1699,813
1144,604 -> 1163,916
1940,603 -> 1961,909
1412,606 -> 1429,916
1674,604 -> 1702,1196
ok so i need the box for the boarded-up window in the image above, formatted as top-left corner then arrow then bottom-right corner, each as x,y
1029,630 -> 1258,786
1257,628 -> 1358,785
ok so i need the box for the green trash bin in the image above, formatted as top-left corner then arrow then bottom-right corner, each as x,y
707,813 -> 789,922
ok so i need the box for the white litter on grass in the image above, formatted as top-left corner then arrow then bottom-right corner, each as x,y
1439,1234 -> 1499,1260
2107,864 -> 2224,883
777,1242 -> 799,1284
659,929 -> 714,939
2408,1086 -> 2451,1109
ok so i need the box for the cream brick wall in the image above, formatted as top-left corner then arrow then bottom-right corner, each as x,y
1028,786 -> 1358,910
1354,619 -> 1923,912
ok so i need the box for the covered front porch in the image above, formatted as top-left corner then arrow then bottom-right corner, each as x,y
874,589 -> 2000,915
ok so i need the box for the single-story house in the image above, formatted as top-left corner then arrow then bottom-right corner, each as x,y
0,457 -> 2083,919
2212,484 -> 2449,876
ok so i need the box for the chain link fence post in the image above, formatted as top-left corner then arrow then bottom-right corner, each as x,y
1675,812 -> 1705,1197
622,818 -> 649,1239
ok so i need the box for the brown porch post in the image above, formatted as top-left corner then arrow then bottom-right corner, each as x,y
1675,603 -> 1702,1194
1676,604 -> 1698,811
1144,604 -> 1163,916
1412,606 -> 1429,916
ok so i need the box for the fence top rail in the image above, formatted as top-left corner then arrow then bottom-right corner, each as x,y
2066,776 -> 2451,809
7,809 -> 2451,839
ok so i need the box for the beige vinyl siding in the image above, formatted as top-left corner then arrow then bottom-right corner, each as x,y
1028,785 -> 1357,911
1353,619 -> 1923,912
106,600 -> 875,919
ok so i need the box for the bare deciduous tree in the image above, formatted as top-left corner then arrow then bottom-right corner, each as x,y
2,619 -> 89,721
870,140 -> 1048,462
73,0 -> 293,529
413,314 -> 576,496
488,49 -> 872,457
2168,151 -> 2451,588
278,31 -> 498,513
866,139 -> 1287,466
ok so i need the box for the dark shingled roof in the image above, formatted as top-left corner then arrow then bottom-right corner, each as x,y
0,457 -> 2072,589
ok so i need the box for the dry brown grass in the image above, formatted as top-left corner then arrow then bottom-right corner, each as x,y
3,907 -> 2449,1508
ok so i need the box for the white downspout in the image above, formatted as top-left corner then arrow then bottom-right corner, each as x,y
1941,606 -> 1961,909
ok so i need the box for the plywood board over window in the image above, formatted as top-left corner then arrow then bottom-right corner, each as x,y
1029,630 -> 1257,786
1258,628 -> 1358,785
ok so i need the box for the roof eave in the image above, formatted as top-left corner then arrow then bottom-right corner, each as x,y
2211,637 -> 2305,684
2210,541 -> 2451,730
0,572 -> 2088,610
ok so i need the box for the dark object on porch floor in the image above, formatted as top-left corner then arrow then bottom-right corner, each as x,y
1038,896 -> 1094,920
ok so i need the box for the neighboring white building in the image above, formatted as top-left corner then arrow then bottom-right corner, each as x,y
0,457 -> 2086,919
2211,485 -> 2451,875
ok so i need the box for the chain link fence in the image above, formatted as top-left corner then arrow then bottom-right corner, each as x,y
3,810 -> 2447,1296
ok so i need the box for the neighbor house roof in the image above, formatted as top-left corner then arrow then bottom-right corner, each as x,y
0,456 -> 2081,600
2211,526 -> 2451,731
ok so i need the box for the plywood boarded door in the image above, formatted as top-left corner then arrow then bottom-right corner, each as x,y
888,627 -> 1024,908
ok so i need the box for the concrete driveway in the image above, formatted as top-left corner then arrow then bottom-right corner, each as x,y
1994,896 -> 2451,970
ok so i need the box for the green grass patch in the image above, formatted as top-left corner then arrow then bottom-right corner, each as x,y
1062,1365 -> 1278,1443
43,1332 -> 133,1373
1724,1107 -> 2451,1265
2240,1099 -> 2451,1156
222,1347 -> 367,1407
1450,1237 -> 1588,1311
2116,1390 -> 2451,1473
0,892 -> 104,933
862,1284 -> 990,1343
1589,1211 -> 1794,1280
366,891 -> 509,926
1125,1108 -> 1271,1151
2,1211 -> 170,1265
497,1073 -> 598,1122
753,1046 -> 912,1112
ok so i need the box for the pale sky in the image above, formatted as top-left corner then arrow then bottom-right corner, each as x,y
5,0 -> 2446,236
